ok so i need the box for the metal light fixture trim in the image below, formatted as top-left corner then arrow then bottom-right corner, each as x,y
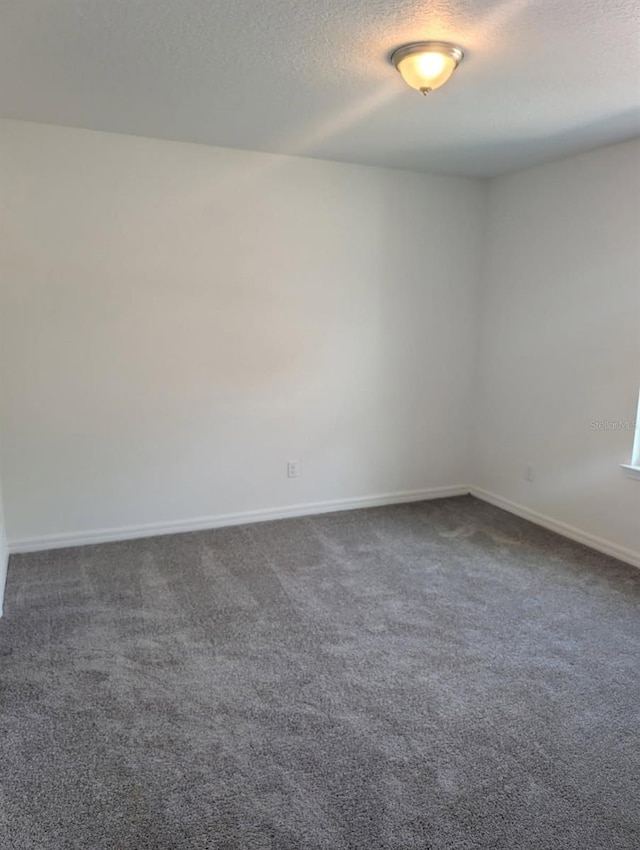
390,41 -> 464,95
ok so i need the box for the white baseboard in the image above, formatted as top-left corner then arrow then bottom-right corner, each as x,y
9,485 -> 639,570
8,485 -> 470,554
0,527 -> 8,617
470,487 -> 640,569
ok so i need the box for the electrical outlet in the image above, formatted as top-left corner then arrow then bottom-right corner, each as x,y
287,461 -> 299,479
524,463 -> 534,482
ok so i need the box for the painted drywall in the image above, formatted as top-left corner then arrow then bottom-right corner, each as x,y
0,365 -> 7,611
474,138 -> 640,560
0,120 -> 484,545
0,478 -> 7,615
1,121 -> 637,564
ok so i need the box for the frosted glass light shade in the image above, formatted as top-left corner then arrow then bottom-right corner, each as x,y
391,42 -> 464,94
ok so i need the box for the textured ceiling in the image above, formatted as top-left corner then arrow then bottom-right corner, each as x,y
1,0 -> 639,176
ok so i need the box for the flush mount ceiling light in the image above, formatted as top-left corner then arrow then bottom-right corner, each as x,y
390,41 -> 464,95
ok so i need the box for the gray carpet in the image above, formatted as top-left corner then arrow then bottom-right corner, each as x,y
1,495 -> 639,849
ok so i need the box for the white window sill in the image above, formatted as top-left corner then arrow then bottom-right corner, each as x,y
621,464 -> 640,481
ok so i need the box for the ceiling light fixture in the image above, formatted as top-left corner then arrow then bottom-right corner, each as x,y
390,41 -> 464,95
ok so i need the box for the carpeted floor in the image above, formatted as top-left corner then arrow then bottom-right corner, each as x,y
1,495 -> 639,849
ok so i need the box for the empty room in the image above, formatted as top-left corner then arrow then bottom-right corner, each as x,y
1,1 -> 639,848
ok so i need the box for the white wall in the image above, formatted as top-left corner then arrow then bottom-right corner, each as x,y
1,121 -> 638,566
475,139 -> 640,560
0,343 -> 7,610
0,120 -> 484,546
0,477 -> 8,614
